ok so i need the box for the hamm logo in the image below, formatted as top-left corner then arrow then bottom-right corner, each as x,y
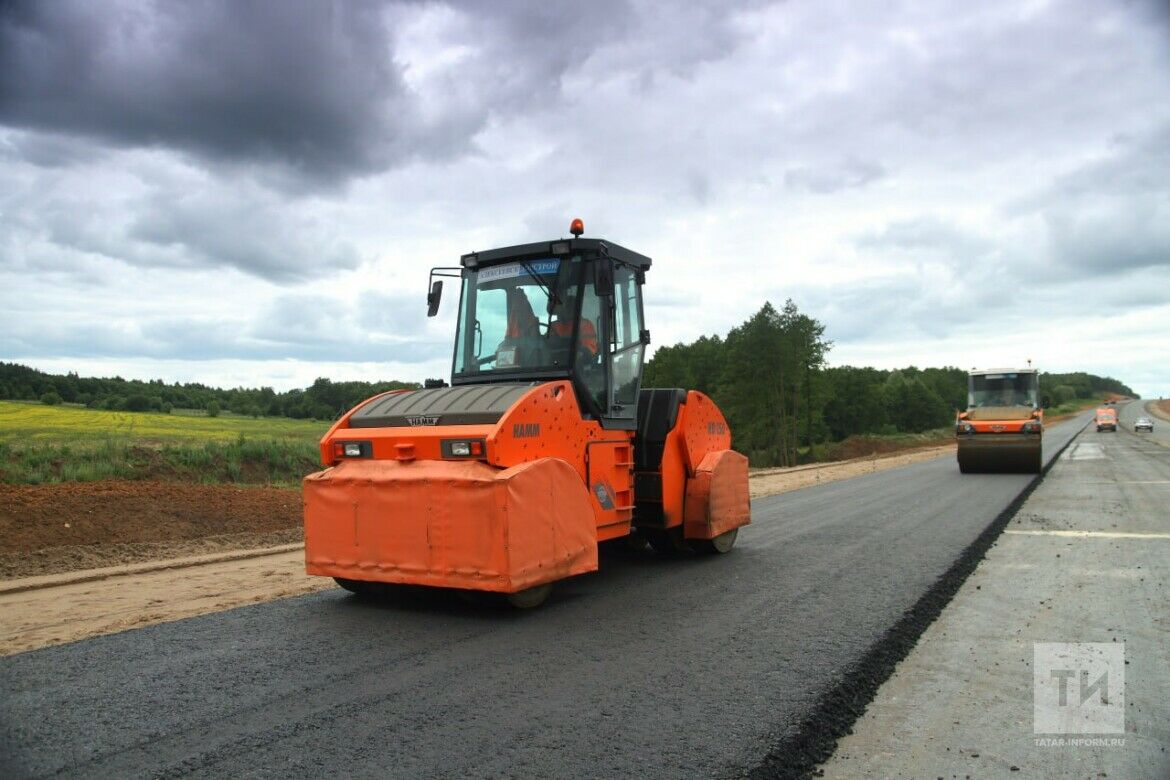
513,422 -> 541,438
407,416 -> 441,426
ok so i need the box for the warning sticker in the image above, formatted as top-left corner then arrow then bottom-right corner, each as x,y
593,482 -> 615,510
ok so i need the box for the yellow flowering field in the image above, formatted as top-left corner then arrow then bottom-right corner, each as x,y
0,401 -> 327,444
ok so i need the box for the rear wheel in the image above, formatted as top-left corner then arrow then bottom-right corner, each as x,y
644,526 -> 689,556
506,583 -> 553,609
334,577 -> 379,597
691,528 -> 739,555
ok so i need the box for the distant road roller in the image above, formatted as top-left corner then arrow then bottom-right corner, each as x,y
1094,407 -> 1118,432
303,220 -> 750,607
955,367 -> 1043,473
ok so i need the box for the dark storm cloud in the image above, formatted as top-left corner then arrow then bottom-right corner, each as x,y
0,0 -> 755,184
0,0 -> 403,182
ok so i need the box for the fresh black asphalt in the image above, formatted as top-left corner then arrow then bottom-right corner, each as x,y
0,414 -> 1089,779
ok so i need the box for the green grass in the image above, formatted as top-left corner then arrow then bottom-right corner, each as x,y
0,401 -> 328,486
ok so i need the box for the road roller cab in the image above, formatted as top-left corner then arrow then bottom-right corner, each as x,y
956,367 -> 1043,473
303,221 -> 751,606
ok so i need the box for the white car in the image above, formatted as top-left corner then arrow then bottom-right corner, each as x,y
1134,417 -> 1154,432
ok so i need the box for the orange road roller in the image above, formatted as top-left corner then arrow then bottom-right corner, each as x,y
1094,407 -> 1118,432
955,367 -> 1043,474
303,220 -> 750,607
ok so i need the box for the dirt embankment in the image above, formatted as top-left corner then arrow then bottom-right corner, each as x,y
0,481 -> 302,579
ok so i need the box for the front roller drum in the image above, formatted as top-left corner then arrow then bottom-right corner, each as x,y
304,457 -> 598,598
957,439 -> 1041,474
689,528 -> 739,555
682,450 -> 751,544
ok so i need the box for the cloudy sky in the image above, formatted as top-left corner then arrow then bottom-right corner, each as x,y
2,0 -> 1168,397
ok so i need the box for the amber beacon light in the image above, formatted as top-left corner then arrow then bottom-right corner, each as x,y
570,218 -> 584,236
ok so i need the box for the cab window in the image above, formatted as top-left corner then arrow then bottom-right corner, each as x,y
609,265 -> 644,416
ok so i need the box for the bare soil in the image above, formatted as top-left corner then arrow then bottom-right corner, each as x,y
749,444 -> 955,498
0,481 -> 303,579
0,446 -> 955,656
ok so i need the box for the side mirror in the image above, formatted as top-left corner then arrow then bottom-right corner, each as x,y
427,280 -> 443,317
594,260 -> 613,297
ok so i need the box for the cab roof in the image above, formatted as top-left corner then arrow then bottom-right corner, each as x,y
461,237 -> 652,270
969,367 -> 1038,376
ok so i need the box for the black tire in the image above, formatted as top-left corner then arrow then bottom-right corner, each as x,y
506,583 -> 553,609
957,451 -> 981,473
691,528 -> 739,555
644,526 -> 689,556
334,577 -> 380,597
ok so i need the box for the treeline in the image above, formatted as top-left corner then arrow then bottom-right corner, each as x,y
645,301 -> 1137,466
0,363 -> 418,420
3,302 -> 1138,458
1040,371 -> 1135,406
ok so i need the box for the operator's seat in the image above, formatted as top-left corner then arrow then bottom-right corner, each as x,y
633,388 -> 687,527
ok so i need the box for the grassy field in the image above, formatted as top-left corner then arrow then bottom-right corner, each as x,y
0,401 -> 328,485
0,400 -> 326,443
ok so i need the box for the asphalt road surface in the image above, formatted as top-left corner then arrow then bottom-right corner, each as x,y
0,415 -> 1089,779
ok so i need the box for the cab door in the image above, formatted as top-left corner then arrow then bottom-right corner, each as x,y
604,264 -> 647,427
